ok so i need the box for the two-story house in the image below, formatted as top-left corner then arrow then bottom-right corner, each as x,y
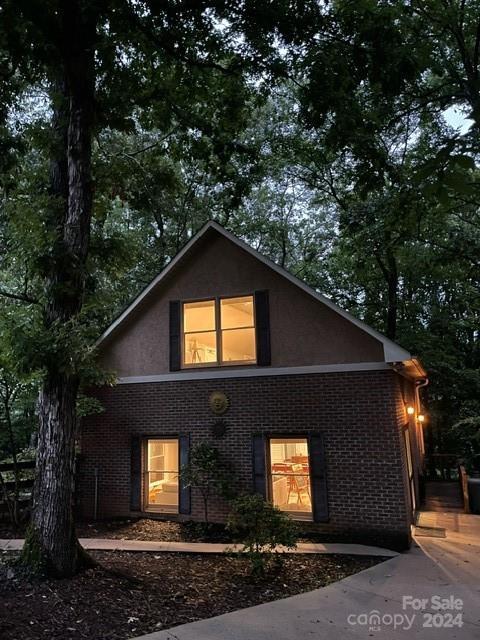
79,221 -> 427,549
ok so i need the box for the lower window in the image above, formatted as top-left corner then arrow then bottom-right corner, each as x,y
268,437 -> 312,520
144,438 -> 179,513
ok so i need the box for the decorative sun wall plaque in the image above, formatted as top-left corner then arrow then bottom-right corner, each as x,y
209,391 -> 229,415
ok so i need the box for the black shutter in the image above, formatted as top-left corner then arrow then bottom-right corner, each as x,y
252,434 -> 267,498
178,435 -> 191,514
254,290 -> 271,366
309,433 -> 329,522
169,300 -> 181,371
130,436 -> 142,511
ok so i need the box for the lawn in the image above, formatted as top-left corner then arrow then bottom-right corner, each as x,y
0,550 -> 385,640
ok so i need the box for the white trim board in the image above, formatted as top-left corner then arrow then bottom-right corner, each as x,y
117,362 -> 392,384
96,220 -> 412,363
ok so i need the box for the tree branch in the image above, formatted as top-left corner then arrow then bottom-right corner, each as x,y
0,288 -> 38,304
474,20 -> 480,79
123,2 -> 239,76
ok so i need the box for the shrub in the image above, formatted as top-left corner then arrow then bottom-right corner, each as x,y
447,416 -> 480,473
226,493 -> 298,576
181,443 -> 232,528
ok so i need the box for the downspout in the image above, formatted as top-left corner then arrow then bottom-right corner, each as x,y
94,467 -> 99,521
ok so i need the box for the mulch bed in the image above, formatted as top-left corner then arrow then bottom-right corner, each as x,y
0,550 -> 386,640
0,523 -> 27,539
76,518 -> 231,542
0,518 -> 229,542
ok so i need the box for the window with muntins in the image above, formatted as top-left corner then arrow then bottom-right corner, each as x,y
182,296 -> 256,367
268,437 -> 312,521
144,439 -> 179,513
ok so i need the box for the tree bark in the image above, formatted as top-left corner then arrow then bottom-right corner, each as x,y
22,1 -> 96,577
374,246 -> 398,341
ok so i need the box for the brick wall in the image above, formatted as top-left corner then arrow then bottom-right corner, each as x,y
78,369 -> 416,549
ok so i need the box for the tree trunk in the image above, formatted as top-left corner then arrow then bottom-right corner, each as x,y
374,246 -> 398,341
22,1 -> 96,577
23,375 -> 82,575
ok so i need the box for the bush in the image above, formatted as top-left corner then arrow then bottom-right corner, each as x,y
226,493 -> 298,576
181,443 -> 233,528
447,416 -> 480,473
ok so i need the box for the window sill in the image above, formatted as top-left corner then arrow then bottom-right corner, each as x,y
289,513 -> 313,522
144,506 -> 179,515
181,361 -> 258,370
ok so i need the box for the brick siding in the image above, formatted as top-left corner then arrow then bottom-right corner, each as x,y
78,369 -> 416,550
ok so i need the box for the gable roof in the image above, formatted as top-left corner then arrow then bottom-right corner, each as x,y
96,220 -> 412,363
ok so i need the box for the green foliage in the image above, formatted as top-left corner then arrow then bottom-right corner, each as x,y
181,443 -> 233,526
226,493 -> 298,577
446,417 -> 480,474
0,0 -> 479,482
76,395 -> 105,419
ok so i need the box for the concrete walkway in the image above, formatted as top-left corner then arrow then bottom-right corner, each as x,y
0,537 -> 397,557
133,512 -> 480,640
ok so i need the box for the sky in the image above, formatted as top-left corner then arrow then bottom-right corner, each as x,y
443,106 -> 473,135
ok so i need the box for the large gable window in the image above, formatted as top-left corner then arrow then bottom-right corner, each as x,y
182,296 -> 256,367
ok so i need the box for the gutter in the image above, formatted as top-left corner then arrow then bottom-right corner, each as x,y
411,357 -> 428,379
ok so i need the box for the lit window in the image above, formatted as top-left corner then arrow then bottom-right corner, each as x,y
220,296 -> 256,363
182,296 -> 256,367
183,300 -> 217,365
269,437 -> 312,520
145,439 -> 179,513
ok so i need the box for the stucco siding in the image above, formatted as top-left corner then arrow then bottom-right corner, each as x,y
99,232 -> 384,377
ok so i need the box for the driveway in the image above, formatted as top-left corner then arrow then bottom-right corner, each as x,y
135,512 -> 480,640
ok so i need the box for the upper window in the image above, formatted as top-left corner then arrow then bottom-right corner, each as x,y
183,300 -> 217,365
183,296 -> 256,367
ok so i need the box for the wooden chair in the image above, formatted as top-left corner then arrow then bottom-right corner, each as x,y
287,463 -> 311,505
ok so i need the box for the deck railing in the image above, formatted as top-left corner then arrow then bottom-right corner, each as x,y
424,453 -> 459,481
424,454 -> 473,513
459,464 -> 470,513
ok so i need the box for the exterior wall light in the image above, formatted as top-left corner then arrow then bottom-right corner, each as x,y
417,414 -> 425,423
406,406 -> 415,415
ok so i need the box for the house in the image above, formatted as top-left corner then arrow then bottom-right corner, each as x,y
79,221 -> 427,550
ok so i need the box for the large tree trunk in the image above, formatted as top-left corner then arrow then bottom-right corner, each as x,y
22,1 -> 96,577
23,375 -> 82,575
374,245 -> 398,341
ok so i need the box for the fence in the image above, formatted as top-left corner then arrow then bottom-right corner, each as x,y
0,459 -> 35,517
